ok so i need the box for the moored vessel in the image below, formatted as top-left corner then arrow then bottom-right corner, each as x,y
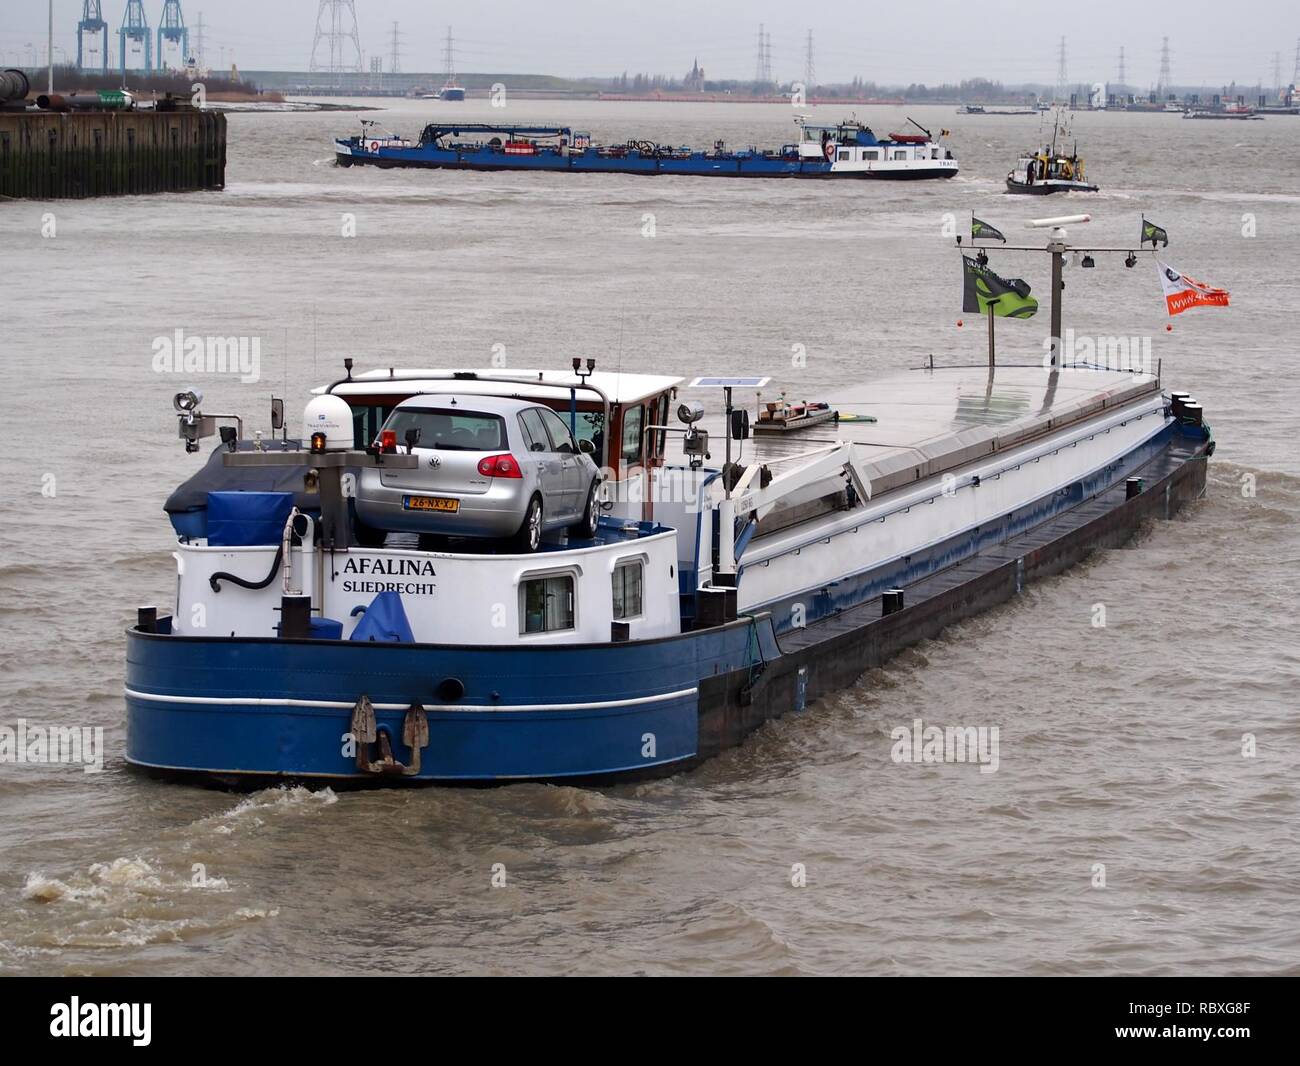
956,104 -> 1035,116
1183,103 -> 1261,119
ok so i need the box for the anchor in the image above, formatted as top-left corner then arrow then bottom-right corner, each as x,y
350,696 -> 429,776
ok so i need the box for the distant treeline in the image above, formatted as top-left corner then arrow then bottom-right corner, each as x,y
589,72 -> 1045,103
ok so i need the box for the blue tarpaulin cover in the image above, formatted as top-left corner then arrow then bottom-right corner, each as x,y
206,491 -> 295,547
306,618 -> 344,640
166,439 -> 328,540
349,592 -> 415,643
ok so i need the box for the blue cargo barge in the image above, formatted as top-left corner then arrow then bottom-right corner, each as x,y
127,359 -> 1208,787
333,117 -> 959,179
125,224 -> 1213,788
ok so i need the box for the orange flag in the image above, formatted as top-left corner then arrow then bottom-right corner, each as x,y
1158,262 -> 1230,316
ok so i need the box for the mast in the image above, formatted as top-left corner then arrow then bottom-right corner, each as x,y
958,215 -> 1162,372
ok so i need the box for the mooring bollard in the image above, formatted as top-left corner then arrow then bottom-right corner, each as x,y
882,588 -> 905,616
279,595 -> 312,639
1126,477 -> 1144,499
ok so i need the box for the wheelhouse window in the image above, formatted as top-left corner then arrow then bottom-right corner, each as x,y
612,560 -> 644,620
351,404 -> 394,448
652,394 -> 669,458
838,150 -> 849,161
621,404 -> 644,464
864,150 -> 879,160
539,407 -> 578,454
520,573 -> 575,634
383,408 -> 506,451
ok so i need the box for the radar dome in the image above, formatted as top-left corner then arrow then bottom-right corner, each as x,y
303,394 -> 354,451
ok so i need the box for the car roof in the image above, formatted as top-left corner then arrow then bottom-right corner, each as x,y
391,394 -> 547,416
322,368 -> 682,405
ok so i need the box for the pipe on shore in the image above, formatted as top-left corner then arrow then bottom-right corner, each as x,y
0,69 -> 29,103
36,90 -> 136,112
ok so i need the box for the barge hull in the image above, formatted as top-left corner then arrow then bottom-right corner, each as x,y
336,147 -> 956,180
124,426 -> 1209,788
696,430 -> 1208,761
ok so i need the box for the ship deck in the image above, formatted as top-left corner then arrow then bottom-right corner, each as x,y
691,364 -> 1161,499
775,428 -> 1203,659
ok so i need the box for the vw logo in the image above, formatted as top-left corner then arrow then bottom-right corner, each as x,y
427,455 -> 442,469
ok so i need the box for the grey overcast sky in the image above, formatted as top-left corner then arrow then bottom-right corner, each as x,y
2,1 -> 1296,87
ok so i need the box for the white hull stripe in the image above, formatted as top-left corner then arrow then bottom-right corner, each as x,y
123,686 -> 699,714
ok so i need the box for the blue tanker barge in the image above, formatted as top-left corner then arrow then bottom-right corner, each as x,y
334,117 -> 958,179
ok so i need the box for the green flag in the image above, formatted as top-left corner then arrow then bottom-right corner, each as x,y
1141,217 -> 1169,248
971,216 -> 1006,242
962,256 -> 1039,318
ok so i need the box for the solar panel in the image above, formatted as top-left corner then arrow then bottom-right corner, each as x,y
688,376 -> 771,388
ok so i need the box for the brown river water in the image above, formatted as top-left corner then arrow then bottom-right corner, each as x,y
0,101 -> 1297,975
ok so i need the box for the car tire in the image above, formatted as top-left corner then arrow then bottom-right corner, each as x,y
568,479 -> 600,539
512,495 -> 544,552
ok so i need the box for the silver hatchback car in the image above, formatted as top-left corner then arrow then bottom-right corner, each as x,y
354,394 -> 602,551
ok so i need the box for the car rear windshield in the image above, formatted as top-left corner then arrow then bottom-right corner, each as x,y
384,408 -> 507,451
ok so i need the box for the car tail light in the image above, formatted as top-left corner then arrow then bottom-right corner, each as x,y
477,453 -> 522,478
379,430 -> 397,452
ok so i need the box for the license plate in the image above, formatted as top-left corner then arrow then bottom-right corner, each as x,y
402,495 -> 460,513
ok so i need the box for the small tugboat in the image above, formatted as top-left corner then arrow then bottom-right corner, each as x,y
125,220 -> 1211,787
334,116 -> 958,180
1006,110 -> 1098,194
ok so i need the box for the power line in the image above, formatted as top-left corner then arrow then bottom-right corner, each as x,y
442,25 -> 456,83
194,11 -> 206,69
1055,36 -> 1067,102
309,0 -> 361,77
754,23 -> 771,86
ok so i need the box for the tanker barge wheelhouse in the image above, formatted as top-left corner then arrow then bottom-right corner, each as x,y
333,116 -> 958,179
127,355 -> 1211,786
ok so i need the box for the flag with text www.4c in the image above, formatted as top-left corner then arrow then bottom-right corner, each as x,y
1158,261 -> 1230,316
